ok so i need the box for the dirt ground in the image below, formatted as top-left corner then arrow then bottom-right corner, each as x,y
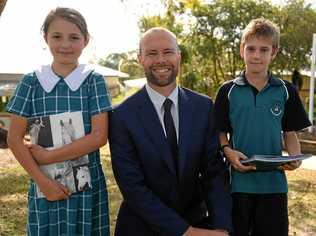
0,148 -> 17,169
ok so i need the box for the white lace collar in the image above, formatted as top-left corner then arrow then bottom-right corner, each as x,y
35,64 -> 93,93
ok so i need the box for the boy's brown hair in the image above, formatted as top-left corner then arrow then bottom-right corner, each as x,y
241,17 -> 280,49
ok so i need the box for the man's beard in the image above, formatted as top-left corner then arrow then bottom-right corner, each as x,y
145,67 -> 178,87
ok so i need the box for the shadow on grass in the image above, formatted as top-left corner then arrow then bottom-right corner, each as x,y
288,179 -> 316,235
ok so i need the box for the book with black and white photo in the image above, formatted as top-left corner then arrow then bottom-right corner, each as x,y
241,154 -> 313,171
27,111 -> 91,198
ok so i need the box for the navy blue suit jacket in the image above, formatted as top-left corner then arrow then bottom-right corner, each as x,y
109,87 -> 232,236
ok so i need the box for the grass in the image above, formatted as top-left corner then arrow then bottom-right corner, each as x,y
0,148 -> 315,236
1,91 -> 315,235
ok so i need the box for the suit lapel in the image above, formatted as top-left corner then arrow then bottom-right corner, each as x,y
178,88 -> 193,179
136,87 -> 177,177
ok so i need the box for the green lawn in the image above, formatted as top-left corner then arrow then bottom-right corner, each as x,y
0,147 -> 315,236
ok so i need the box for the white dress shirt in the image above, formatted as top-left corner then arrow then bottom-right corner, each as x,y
145,83 -> 179,140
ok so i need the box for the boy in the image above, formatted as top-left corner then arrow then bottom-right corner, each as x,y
215,18 -> 311,236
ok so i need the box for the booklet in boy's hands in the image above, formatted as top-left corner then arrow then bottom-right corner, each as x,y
241,154 -> 313,171
27,111 -> 91,198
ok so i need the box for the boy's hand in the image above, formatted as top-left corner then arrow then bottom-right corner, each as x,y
279,160 -> 302,171
28,144 -> 52,165
223,147 -> 256,172
38,178 -> 70,201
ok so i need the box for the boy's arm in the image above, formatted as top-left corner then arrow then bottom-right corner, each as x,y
219,132 -> 255,172
280,131 -> 302,171
214,83 -> 255,172
283,131 -> 301,155
280,81 -> 311,171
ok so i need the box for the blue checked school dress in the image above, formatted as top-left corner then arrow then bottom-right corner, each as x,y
6,64 -> 112,236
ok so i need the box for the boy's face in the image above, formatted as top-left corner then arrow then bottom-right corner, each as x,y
240,36 -> 277,75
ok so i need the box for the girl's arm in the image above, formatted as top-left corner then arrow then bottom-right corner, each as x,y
29,112 -> 108,165
8,114 -> 70,200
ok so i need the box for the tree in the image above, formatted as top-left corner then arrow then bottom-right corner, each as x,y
0,0 -> 7,17
272,0 -> 316,74
138,0 -> 316,96
98,53 -> 127,70
98,51 -> 144,80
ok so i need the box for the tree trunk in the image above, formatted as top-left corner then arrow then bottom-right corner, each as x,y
0,0 -> 7,17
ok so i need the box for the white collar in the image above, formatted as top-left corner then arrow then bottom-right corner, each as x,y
145,84 -> 179,112
35,64 -> 93,92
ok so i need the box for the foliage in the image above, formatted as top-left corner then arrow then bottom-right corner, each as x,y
98,51 -> 144,80
273,0 -> 316,73
136,0 -> 316,97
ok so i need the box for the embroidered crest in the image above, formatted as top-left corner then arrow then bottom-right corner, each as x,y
270,103 -> 282,116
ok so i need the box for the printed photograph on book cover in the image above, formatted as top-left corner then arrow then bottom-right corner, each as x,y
27,111 -> 91,198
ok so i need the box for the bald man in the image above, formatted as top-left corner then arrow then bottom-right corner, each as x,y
109,27 -> 232,236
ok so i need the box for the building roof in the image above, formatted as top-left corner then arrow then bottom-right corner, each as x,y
0,64 -> 129,96
123,78 -> 147,88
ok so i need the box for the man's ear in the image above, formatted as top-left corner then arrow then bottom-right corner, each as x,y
137,53 -> 143,65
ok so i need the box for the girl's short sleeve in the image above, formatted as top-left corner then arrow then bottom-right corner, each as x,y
88,72 -> 112,116
6,74 -> 34,118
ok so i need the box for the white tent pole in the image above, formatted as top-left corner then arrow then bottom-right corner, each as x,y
308,34 -> 316,132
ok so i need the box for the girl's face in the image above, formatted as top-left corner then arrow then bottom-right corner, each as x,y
44,17 -> 88,67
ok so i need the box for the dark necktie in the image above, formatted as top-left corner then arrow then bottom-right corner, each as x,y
163,98 -> 179,178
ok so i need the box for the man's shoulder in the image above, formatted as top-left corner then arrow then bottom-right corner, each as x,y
112,88 -> 145,113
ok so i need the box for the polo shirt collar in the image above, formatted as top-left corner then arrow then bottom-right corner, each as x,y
35,64 -> 93,93
233,71 -> 283,86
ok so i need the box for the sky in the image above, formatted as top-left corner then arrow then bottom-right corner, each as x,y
0,0 -> 164,73
0,0 -> 315,73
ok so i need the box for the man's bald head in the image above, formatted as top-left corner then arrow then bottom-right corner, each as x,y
139,27 -> 179,55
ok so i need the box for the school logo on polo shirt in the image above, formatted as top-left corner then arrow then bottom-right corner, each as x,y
270,103 -> 282,116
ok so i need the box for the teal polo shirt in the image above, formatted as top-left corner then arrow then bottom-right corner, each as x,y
215,72 -> 311,193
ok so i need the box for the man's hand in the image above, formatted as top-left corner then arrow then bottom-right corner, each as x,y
223,147 -> 256,172
184,226 -> 229,236
279,160 -> 302,171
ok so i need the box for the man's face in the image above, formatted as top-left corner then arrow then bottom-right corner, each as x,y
240,36 -> 277,74
138,31 -> 181,88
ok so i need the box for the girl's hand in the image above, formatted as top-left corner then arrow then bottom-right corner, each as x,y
38,178 -> 70,201
223,147 -> 256,172
28,144 -> 52,165
279,160 -> 302,171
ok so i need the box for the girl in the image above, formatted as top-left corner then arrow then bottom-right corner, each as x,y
6,7 -> 111,235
